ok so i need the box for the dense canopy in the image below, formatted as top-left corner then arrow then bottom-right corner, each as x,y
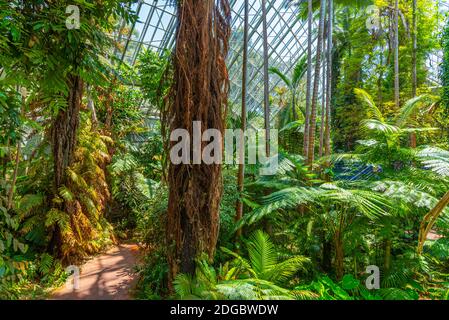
1,0 -> 449,302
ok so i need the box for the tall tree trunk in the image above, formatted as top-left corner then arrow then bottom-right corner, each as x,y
6,143 -> 21,210
303,0 -> 313,158
307,0 -> 326,166
86,84 -> 98,130
394,0 -> 400,109
235,0 -> 249,238
412,0 -> 417,97
377,50 -> 384,108
384,238 -> 392,271
324,0 -> 333,158
104,89 -> 113,132
6,92 -> 25,210
104,78 -> 117,133
166,0 -> 231,286
410,0 -> 418,148
1,138 -> 9,179
51,75 -> 83,192
292,88 -> 297,121
262,0 -> 270,156
49,75 -> 83,256
319,21 -> 327,158
261,0 -> 273,235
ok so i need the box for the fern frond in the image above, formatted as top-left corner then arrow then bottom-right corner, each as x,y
247,230 -> 277,277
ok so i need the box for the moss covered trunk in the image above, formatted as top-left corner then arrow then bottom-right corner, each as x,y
49,75 -> 83,256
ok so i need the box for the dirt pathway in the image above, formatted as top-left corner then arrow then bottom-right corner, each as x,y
51,244 -> 141,300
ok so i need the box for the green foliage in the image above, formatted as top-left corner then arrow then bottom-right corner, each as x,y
174,232 -> 314,300
222,230 -> 310,284
217,168 -> 239,247
137,49 -> 172,109
332,0 -> 440,151
0,0 -> 448,302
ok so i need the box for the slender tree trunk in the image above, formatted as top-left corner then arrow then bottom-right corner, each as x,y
412,0 -> 417,98
384,238 -> 392,271
6,143 -> 21,210
319,21 -> 327,158
307,0 -> 326,166
262,0 -> 270,156
303,0 -> 313,158
235,0 -> 249,238
1,138 -> 9,179
324,0 -> 333,157
6,91 -> 25,210
410,129 -> 417,148
377,50 -> 384,108
86,84 -> 98,130
104,79 -> 117,133
261,0 -> 273,235
292,88 -> 297,121
410,0 -> 418,148
166,0 -> 231,286
394,0 -> 400,109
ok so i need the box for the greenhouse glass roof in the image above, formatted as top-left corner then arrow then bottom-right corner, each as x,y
116,0 -> 315,118
116,0 -> 449,117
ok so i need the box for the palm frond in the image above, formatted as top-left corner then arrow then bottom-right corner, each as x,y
292,55 -> 308,86
354,88 -> 384,122
418,147 -> 449,177
361,119 -> 401,135
268,256 -> 310,283
238,187 -> 321,227
268,67 -> 291,88
395,95 -> 431,128
321,183 -> 390,219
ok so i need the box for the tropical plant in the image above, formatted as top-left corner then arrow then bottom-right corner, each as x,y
417,147 -> 449,254
269,56 -> 308,124
353,88 -> 436,168
174,231 -> 314,300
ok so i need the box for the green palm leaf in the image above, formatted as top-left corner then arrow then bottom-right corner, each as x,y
268,66 -> 291,88
395,95 -> 431,128
354,88 -> 384,122
361,119 -> 400,135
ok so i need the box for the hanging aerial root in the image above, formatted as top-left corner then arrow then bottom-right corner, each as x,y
165,0 -> 231,285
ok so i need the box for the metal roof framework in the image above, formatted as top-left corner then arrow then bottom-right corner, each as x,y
116,0 -> 316,121
116,0 -> 449,120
